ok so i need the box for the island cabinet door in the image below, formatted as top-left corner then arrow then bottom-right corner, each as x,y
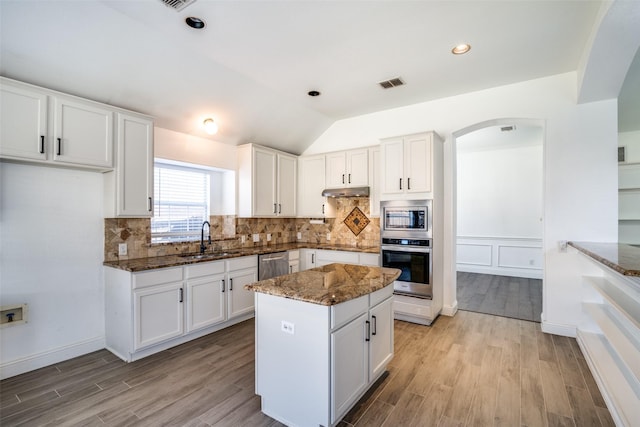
369,297 -> 394,380
331,312 -> 369,424
227,268 -> 257,319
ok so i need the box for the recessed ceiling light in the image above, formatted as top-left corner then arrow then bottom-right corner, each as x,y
451,43 -> 471,55
185,16 -> 205,29
308,90 -> 321,97
203,118 -> 218,135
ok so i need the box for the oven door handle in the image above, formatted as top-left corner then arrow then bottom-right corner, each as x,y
381,245 -> 431,254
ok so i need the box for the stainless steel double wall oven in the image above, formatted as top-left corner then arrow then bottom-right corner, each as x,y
380,200 -> 433,299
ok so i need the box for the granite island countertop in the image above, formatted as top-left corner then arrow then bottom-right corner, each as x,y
245,263 -> 401,305
568,241 -> 640,276
103,243 -> 380,272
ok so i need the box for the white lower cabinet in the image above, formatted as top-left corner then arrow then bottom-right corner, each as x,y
227,264 -> 258,318
134,281 -> 184,351
105,256 -> 257,362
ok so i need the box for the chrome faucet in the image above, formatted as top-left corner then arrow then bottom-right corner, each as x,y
200,221 -> 211,254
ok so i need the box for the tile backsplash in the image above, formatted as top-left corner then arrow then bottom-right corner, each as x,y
104,197 -> 379,262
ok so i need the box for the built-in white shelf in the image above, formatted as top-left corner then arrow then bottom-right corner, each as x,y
578,267 -> 640,427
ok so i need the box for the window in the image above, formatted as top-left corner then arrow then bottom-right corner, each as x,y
151,160 -> 211,243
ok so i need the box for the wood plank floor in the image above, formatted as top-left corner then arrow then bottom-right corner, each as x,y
457,272 -> 543,322
0,312 -> 612,426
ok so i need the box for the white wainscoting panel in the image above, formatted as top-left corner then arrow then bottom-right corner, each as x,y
457,236 -> 543,279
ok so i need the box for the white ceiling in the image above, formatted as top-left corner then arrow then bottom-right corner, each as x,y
1,0 -> 624,155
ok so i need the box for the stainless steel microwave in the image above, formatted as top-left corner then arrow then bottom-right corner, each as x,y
380,200 -> 432,239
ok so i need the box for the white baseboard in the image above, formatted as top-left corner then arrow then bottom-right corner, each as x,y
457,264 -> 543,279
441,301 -> 458,316
541,320 -> 576,338
0,336 -> 105,380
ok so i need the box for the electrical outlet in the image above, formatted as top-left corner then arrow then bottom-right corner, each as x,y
297,232 -> 302,240
118,243 -> 127,256
326,233 -> 331,241
267,233 -> 272,241
252,234 -> 260,243
281,320 -> 295,335
241,235 -> 246,244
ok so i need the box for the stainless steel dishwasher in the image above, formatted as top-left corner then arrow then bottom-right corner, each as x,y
258,251 -> 289,280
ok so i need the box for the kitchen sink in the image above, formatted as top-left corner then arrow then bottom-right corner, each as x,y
179,252 -> 229,260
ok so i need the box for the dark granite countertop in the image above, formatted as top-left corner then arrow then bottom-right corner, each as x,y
103,243 -> 380,272
244,263 -> 400,306
569,242 -> 640,277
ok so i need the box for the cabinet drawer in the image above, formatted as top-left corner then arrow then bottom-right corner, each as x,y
370,285 -> 393,307
317,250 -> 359,264
227,255 -> 257,272
133,267 -> 183,289
288,250 -> 300,261
186,260 -> 225,279
331,295 -> 368,331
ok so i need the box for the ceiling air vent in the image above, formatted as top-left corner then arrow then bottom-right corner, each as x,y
378,77 -> 405,89
159,0 -> 197,11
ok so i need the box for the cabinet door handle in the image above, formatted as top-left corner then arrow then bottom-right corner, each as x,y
399,178 -> 402,190
311,253 -> 315,264
365,320 -> 371,342
342,174 -> 345,184
278,204 -> 282,214
407,178 -> 411,190
56,138 -> 61,156
148,197 -> 152,212
39,136 -> 45,154
230,278 -> 233,291
372,315 -> 377,335
273,203 -> 277,214
179,288 -> 184,303
348,173 -> 351,184
290,265 -> 293,273
322,204 -> 325,214
222,279 -> 225,292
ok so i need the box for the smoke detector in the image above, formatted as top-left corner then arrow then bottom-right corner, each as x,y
159,0 -> 197,11
378,77 -> 405,89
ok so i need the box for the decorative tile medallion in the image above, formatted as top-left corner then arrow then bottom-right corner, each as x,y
343,206 -> 370,236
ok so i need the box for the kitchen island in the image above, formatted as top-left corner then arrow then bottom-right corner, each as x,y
245,263 -> 400,427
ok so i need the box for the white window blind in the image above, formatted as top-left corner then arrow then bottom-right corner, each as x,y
151,161 -> 210,243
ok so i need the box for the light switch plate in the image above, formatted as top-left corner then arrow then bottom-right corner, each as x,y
326,233 -> 331,241
297,232 -> 302,240
118,243 -> 127,256
267,233 -> 272,241
252,234 -> 260,243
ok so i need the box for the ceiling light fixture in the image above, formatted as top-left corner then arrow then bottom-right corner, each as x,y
185,16 -> 206,29
203,118 -> 218,135
451,43 -> 471,55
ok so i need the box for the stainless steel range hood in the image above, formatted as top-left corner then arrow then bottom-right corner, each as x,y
321,187 -> 370,197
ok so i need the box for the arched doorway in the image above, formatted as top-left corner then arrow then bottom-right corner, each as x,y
451,118 -> 545,322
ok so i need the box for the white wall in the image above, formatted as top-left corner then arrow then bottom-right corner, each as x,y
456,143 -> 543,278
304,72 -> 618,336
155,127 -> 237,171
0,163 -> 105,379
457,144 -> 543,238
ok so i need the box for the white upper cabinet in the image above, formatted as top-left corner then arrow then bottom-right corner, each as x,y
0,77 -> 118,172
52,95 -> 113,169
0,81 -> 48,161
380,131 -> 442,199
277,153 -> 297,217
298,154 -> 336,218
238,144 -> 297,217
104,112 -> 154,218
326,148 -> 369,188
